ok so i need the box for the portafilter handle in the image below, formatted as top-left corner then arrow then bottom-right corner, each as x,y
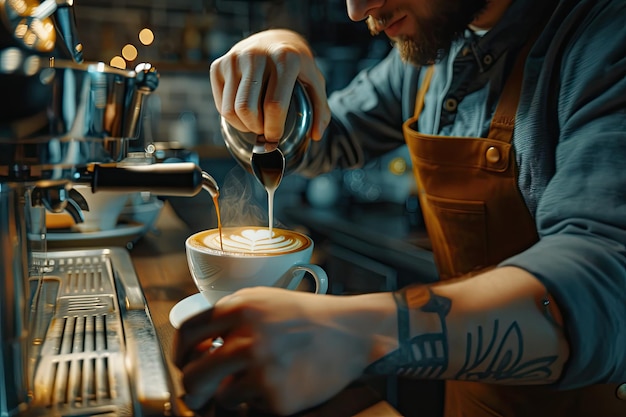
87,162 -> 219,198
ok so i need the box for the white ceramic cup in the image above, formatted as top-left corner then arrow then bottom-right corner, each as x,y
72,185 -> 131,232
186,226 -> 328,305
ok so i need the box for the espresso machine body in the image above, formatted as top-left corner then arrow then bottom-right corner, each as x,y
0,2 -> 217,415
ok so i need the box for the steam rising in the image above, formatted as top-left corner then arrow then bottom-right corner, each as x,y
219,166 -> 286,229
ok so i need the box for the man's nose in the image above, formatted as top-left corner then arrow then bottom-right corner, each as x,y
346,0 -> 385,22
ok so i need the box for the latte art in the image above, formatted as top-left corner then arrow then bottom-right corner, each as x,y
194,227 -> 309,255
185,225 -> 327,304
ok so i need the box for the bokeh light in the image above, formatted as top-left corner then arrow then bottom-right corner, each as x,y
122,44 -> 138,61
110,56 -> 126,69
0,48 -> 22,72
139,28 -> 155,45
388,157 -> 408,175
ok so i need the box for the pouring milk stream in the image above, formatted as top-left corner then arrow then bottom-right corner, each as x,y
218,81 -> 313,245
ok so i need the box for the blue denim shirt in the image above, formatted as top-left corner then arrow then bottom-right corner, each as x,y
300,0 -> 626,389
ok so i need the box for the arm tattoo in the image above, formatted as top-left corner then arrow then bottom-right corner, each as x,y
455,320 -> 557,382
365,285 -> 558,383
365,286 -> 450,378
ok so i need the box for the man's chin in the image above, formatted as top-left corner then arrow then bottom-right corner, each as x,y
394,38 -> 447,66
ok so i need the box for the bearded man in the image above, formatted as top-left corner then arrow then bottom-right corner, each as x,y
174,0 -> 626,415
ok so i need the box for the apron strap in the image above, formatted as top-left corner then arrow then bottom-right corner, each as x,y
411,32 -> 538,144
488,37 -> 535,142
413,66 -> 435,122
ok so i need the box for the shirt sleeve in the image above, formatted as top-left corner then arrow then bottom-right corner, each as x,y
501,0 -> 626,388
297,48 -> 417,177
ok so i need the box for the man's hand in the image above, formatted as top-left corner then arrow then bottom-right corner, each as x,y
173,287 -> 395,415
210,29 -> 331,143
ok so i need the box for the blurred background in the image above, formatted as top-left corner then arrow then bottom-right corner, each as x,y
75,0 -> 391,150
72,0 -> 419,234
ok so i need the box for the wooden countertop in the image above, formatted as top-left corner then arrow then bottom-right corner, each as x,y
129,202 -> 401,417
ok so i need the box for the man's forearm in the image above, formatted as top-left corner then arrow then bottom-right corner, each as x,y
365,266 -> 570,384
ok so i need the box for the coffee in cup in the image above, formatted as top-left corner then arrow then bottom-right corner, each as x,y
186,226 -> 328,304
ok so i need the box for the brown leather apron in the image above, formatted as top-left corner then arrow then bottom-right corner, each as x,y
402,47 -> 626,416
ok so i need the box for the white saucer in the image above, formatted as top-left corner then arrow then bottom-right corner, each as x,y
45,222 -> 146,241
119,198 -> 163,232
28,222 -> 148,249
169,293 -> 212,329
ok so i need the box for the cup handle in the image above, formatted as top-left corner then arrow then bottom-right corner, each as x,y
285,264 -> 329,294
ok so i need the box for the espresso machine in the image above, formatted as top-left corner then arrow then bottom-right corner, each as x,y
0,1 -> 218,415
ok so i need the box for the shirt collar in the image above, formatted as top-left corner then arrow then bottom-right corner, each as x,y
459,0 -> 559,70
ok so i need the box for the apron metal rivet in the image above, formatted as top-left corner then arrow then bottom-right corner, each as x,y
486,146 -> 500,163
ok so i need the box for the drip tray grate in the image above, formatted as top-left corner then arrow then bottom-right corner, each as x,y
30,248 -> 172,416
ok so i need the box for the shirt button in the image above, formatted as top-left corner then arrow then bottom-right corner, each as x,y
443,97 -> 458,112
617,383 -> 626,400
486,146 -> 500,163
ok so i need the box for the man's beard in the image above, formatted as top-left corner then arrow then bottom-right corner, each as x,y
368,0 -> 488,66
